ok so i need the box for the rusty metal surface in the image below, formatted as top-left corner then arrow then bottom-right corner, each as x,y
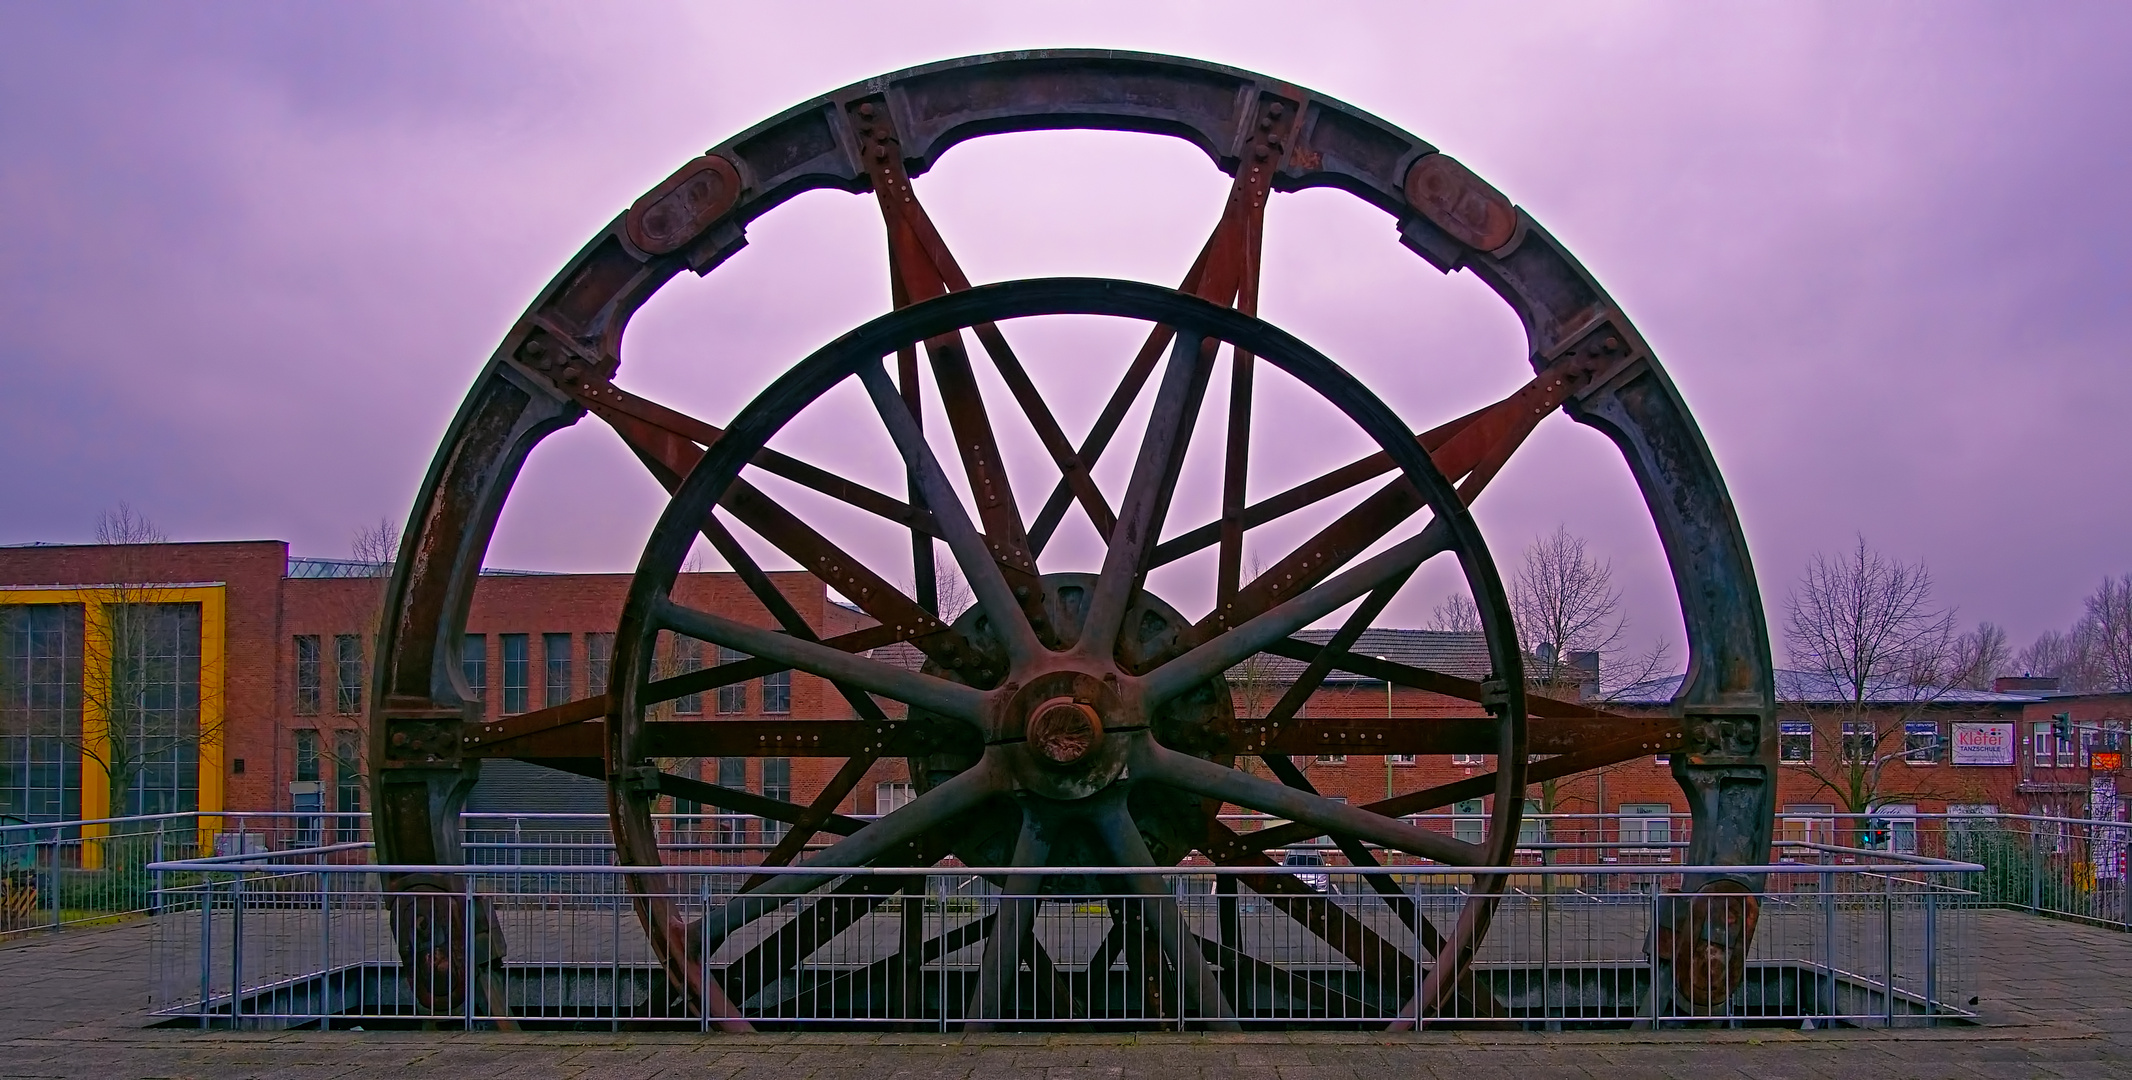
372,50 -> 1775,1032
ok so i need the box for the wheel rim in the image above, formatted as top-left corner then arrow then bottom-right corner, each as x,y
370,51 -> 1779,1027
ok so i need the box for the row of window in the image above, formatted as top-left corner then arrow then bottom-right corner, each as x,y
300,632 -> 797,718
1312,754 -> 1484,766
1779,721 -> 1945,764
292,634 -> 363,715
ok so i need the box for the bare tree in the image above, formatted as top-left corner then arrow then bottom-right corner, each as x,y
2018,626 -> 2105,690
1784,536 -> 1978,819
1947,621 -> 2012,692
75,505 -> 225,824
1426,592 -> 1482,634
2084,574 -> 2132,692
316,518 -> 401,818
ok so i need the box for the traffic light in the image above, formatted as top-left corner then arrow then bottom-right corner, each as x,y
2053,712 -> 2073,744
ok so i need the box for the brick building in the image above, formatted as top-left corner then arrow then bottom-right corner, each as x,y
5,539 -> 2125,849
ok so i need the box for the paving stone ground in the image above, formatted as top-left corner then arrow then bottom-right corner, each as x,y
2,909 -> 2127,1079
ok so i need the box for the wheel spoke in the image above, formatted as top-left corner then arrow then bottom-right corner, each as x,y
741,748 -> 883,891
1197,817 -> 1433,972
657,598 -> 985,726
697,512 -> 889,724
1026,240 -> 1213,555
695,757 -> 1004,956
1257,753 -> 1443,955
858,362 -> 1045,667
1192,365 -> 1600,635
587,379 -> 941,539
1243,729 -> 1680,853
1093,800 -> 1237,1026
966,808 -> 1046,1028
591,393 -> 955,656
1151,402 -> 1487,569
1143,520 -> 1452,707
1130,736 -> 1485,866
1080,329 -> 1213,660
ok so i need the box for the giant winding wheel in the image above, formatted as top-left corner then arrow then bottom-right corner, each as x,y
369,51 -> 1778,1028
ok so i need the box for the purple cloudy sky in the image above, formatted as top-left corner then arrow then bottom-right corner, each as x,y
3,2 -> 2128,665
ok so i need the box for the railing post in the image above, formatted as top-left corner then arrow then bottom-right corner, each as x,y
198,876 -> 215,1029
44,840 -> 61,929
1821,868 -> 1836,1027
230,872 -> 246,1029
1648,886 -> 1661,1027
1923,884 -> 1938,1016
463,874 -> 478,1029
1883,874 -> 1895,1028
698,871 -> 711,1033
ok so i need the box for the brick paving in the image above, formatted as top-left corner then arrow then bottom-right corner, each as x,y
3,909 -> 2129,1079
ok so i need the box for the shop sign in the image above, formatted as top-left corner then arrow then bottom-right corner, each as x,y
1951,722 -> 2014,765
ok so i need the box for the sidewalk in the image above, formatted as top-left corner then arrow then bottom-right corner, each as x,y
3,909 -> 2126,1079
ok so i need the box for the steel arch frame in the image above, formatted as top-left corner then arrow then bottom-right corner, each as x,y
367,49 -> 1777,1025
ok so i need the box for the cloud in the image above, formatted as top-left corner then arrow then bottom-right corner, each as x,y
2,1 -> 2128,657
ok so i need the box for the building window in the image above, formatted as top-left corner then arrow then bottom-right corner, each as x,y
500,634 -> 529,714
762,669 -> 791,715
672,639 -> 703,715
462,635 -> 486,704
295,729 -> 320,782
544,633 -> 573,707
1452,799 -> 1485,844
333,729 -> 361,842
1315,754 -> 1347,765
1779,721 -> 1813,763
875,781 -> 914,814
586,633 -> 613,696
1,604 -> 85,823
294,635 -> 321,715
1450,752 -> 1485,766
107,603 -> 202,816
1387,754 -> 1416,766
334,634 -> 363,714
713,757 -> 747,848
1517,798 -> 1546,849
1841,722 -> 1876,763
1781,803 -> 1835,847
1619,804 -> 1673,850
1904,721 -> 1941,764
2034,722 -> 2078,767
716,647 -> 747,715
762,757 -> 791,844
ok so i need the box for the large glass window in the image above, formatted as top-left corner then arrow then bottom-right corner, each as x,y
875,781 -> 914,814
293,635 -> 321,715
586,633 -> 613,696
543,633 -> 572,707
295,729 -> 320,782
0,604 -> 84,822
713,757 -> 747,848
672,639 -> 703,715
462,635 -> 487,705
107,603 -> 201,816
761,757 -> 791,844
334,634 -> 362,714
716,647 -> 747,715
761,669 -> 791,715
333,729 -> 361,842
501,634 -> 529,714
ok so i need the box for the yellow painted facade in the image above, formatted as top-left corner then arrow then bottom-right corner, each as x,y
0,584 -> 225,836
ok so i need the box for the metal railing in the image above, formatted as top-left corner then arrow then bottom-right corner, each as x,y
141,844 -> 1980,1031
9,808 -> 2124,937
